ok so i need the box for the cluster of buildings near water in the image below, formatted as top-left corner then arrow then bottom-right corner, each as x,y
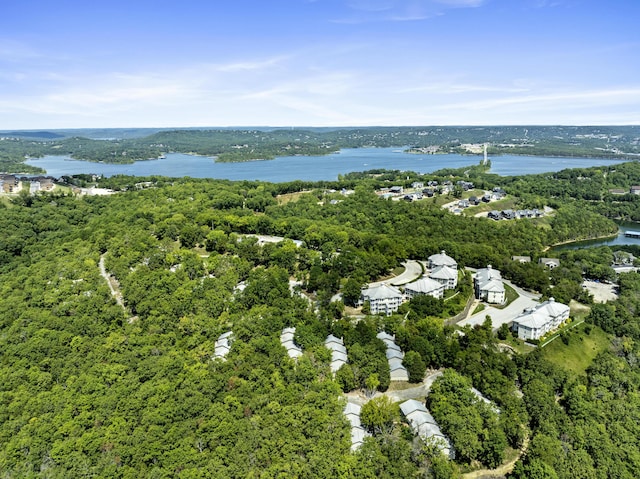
358,250 -> 571,341
0,174 -> 117,196
377,180 -> 476,201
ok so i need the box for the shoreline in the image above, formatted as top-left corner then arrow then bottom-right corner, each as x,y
544,232 -> 620,251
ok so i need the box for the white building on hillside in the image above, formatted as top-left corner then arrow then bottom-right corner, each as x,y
428,250 -> 458,270
511,298 -> 570,340
474,265 -> 505,304
404,277 -> 445,299
360,283 -> 404,315
429,265 -> 458,290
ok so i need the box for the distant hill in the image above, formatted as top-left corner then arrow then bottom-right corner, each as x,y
2,131 -> 65,140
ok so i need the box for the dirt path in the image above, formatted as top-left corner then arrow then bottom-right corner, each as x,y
462,436 -> 529,479
99,253 -> 137,322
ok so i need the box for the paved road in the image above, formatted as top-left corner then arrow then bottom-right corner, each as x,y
344,370 -> 444,406
458,279 -> 540,330
368,260 -> 424,288
380,370 -> 444,402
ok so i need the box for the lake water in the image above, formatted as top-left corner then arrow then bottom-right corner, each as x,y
25,148 -> 634,182
551,221 -> 640,251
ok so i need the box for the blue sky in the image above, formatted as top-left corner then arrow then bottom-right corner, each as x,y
1,0 -> 639,128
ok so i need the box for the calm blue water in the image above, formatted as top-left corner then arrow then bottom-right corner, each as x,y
551,221 -> 640,251
25,148 -> 633,182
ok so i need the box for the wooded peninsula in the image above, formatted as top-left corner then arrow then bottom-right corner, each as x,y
1,155 -> 640,478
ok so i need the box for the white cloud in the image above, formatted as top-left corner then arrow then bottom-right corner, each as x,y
335,0 -> 485,22
216,56 -> 288,72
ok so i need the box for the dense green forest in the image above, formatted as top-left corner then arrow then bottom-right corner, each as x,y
1,125 -> 640,173
1,161 -> 640,477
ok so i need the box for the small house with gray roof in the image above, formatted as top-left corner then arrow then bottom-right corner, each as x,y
344,402 -> 370,451
213,331 -> 233,360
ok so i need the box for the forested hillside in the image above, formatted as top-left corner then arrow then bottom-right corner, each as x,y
1,164 -> 640,477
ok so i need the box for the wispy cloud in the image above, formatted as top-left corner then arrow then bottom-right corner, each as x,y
216,56 -> 288,72
0,39 -> 42,62
397,82 -> 530,94
438,87 -> 640,111
334,0 -> 486,23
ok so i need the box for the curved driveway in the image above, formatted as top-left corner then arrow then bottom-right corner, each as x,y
457,278 -> 540,330
368,260 -> 424,288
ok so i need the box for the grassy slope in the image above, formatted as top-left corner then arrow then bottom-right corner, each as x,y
540,322 -> 611,376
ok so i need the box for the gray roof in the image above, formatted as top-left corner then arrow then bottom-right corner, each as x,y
475,265 -> 502,284
481,278 -> 505,293
400,399 -> 430,419
344,402 -> 370,451
377,331 -> 409,381
404,277 -> 444,295
376,331 -> 395,342
331,350 -> 349,363
326,335 -> 348,372
383,340 -> 402,352
386,348 -> 404,360
362,283 -> 403,301
280,328 -> 303,359
388,357 -> 405,372
428,250 -> 457,268
325,334 -> 344,347
513,298 -> 570,329
400,400 -> 451,456
213,331 -> 233,360
429,265 -> 458,280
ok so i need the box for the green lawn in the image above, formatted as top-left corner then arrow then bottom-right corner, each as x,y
540,322 -> 611,376
464,197 -> 519,215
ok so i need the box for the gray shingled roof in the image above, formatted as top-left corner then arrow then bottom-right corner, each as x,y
280,327 -> 303,359
213,331 -> 233,360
